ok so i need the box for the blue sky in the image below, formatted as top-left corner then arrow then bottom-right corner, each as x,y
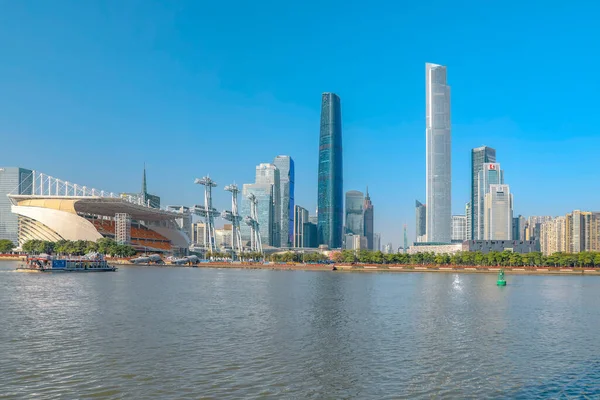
1,0 -> 599,248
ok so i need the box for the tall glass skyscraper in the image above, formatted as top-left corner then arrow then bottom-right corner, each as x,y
241,183 -> 274,247
363,188 -> 374,249
471,146 -> 496,239
425,63 -> 451,243
317,92 -> 343,248
255,163 -> 280,247
0,167 -> 33,244
344,190 -> 364,235
415,200 -> 426,242
273,156 -> 294,248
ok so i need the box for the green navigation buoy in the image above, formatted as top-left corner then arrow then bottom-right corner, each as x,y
497,269 -> 507,286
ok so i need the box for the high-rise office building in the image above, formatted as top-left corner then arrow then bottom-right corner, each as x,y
471,146 -> 496,239
345,190 -> 364,235
451,215 -> 467,242
477,163 -> 504,239
483,184 -> 513,240
415,200 -> 426,242
317,92 -> 343,249
0,167 -> 33,245
303,222 -> 318,248
373,233 -> 381,252
241,183 -> 274,247
255,163 -> 280,247
363,188 -> 374,249
293,205 -> 309,248
344,234 -> 367,250
273,156 -> 294,248
425,63 -> 452,243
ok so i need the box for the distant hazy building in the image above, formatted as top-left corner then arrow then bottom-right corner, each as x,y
303,222 -> 318,248
241,183 -> 274,247
345,190 -> 364,235
471,146 -> 496,239
0,167 -> 33,244
415,200 -> 427,242
451,215 -> 467,242
256,163 -> 281,247
525,216 -> 553,241
540,216 -> 567,255
483,184 -> 513,240
363,188 -> 374,249
425,63 -> 452,243
215,224 -> 233,249
191,222 -> 206,246
344,234 -> 367,250
309,214 -> 318,225
273,156 -> 294,247
317,92 -> 343,249
293,205 -> 309,248
373,233 -> 381,252
383,243 -> 393,254
477,163 -> 504,239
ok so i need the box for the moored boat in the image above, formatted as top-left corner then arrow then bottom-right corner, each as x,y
16,253 -> 117,272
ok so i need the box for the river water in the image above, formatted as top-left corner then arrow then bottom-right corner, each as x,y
1,261 -> 599,399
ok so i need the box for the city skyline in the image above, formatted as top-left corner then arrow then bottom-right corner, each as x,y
2,2 -> 600,248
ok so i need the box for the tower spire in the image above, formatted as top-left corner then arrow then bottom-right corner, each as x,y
142,163 -> 147,195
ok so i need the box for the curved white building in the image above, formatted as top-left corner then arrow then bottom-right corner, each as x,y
9,195 -> 190,253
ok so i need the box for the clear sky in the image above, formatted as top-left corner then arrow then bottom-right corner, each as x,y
1,0 -> 599,248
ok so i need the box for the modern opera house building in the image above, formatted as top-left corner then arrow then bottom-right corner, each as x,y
7,172 -> 190,254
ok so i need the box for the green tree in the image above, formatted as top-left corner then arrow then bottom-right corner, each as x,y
0,239 -> 15,253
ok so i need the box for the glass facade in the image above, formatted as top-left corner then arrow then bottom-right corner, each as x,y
471,146 -> 496,240
426,63 -> 452,243
241,183 -> 273,247
477,163 -> 504,239
273,156 -> 294,247
451,215 -> 467,242
0,167 -> 33,245
415,200 -> 426,241
344,190 -> 364,235
293,205 -> 309,247
255,164 -> 280,247
317,92 -> 343,248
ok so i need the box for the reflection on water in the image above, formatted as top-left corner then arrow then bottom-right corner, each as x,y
1,261 -> 599,399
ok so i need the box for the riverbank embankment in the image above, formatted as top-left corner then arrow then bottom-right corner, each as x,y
117,262 -> 600,275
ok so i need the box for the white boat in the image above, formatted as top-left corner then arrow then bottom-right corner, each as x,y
16,253 -> 117,272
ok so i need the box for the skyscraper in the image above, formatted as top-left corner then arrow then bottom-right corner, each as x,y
0,167 -> 33,244
293,205 -> 309,248
373,233 -> 381,252
477,163 -> 504,239
415,200 -> 426,242
363,188 -> 374,249
317,92 -> 343,248
241,183 -> 274,247
471,146 -> 496,240
273,156 -> 294,247
484,184 -> 513,240
345,190 -> 364,235
425,63 -> 451,243
256,163 -> 280,247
